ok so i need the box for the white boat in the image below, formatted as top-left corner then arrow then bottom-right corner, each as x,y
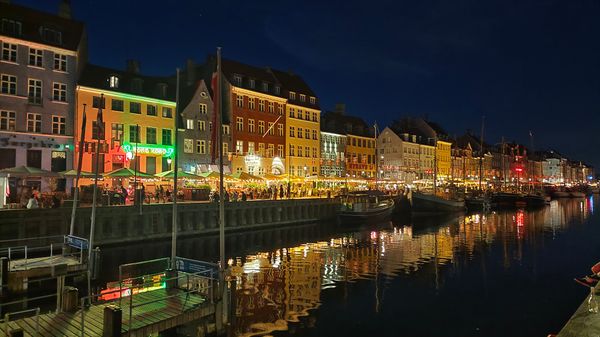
410,191 -> 465,212
339,192 -> 395,224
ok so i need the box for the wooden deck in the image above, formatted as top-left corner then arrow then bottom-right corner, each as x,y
1,288 -> 214,337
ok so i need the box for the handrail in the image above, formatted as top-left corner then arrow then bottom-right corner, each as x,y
3,307 -> 40,337
0,235 -> 63,245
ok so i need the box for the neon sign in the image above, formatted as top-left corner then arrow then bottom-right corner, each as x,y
122,143 -> 174,158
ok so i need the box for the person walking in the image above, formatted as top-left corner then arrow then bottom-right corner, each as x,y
279,185 -> 284,199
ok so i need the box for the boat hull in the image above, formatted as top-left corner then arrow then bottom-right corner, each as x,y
410,192 -> 465,212
339,202 -> 395,224
551,191 -> 570,198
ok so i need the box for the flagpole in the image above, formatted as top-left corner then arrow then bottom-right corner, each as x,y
217,47 -> 225,271
88,94 -> 103,277
70,104 -> 87,235
171,69 -> 180,267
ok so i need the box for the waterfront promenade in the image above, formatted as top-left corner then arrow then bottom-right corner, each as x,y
558,284 -> 600,337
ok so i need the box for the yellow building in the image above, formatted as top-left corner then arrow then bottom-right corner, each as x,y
75,63 -> 176,174
285,103 -> 320,177
346,134 -> 376,178
436,140 -> 452,180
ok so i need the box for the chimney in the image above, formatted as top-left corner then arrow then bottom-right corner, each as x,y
126,59 -> 140,74
334,103 -> 346,114
58,0 -> 71,19
185,59 -> 195,86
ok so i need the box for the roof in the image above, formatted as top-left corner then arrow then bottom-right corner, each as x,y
321,111 -> 373,137
0,2 -> 85,51
79,64 -> 176,101
270,69 -> 320,109
388,120 -> 435,146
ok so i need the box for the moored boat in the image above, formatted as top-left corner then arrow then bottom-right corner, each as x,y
569,191 -> 586,198
339,192 -> 395,224
551,190 -> 570,198
492,192 -> 522,208
523,193 -> 546,207
410,191 -> 465,212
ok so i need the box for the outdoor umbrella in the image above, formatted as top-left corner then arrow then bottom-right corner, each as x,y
0,165 -> 59,177
59,169 -> 96,178
199,171 -> 232,179
103,167 -> 154,179
231,172 -> 264,181
155,170 -> 202,179
261,173 -> 283,180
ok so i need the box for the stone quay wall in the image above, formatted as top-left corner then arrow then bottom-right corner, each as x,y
0,198 -> 340,247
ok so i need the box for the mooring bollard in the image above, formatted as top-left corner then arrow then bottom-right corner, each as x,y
103,305 -> 122,337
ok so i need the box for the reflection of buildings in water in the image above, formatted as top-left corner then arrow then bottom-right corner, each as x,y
230,198 -> 593,336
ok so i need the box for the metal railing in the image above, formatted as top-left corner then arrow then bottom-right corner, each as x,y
3,307 -> 40,336
0,235 -> 88,271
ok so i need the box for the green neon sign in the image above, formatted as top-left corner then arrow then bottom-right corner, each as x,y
122,143 -> 174,157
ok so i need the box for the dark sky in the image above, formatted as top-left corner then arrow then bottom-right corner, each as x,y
19,0 -> 600,167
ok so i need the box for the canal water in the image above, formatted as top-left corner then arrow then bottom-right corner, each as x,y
101,197 -> 600,337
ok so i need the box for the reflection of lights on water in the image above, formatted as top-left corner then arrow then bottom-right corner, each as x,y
370,231 -> 378,240
228,258 -> 234,266
589,197 -> 594,214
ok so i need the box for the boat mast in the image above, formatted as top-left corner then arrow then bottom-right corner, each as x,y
171,69 -> 180,267
479,116 -> 485,191
501,136 -> 506,191
374,122 -> 378,190
433,135 -> 438,195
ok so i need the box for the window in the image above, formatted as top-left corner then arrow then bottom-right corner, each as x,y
268,144 -> 274,157
52,116 -> 65,135
278,145 -> 284,157
312,130 -> 317,140
258,143 -> 265,156
290,126 -> 295,137
92,96 -> 105,109
184,139 -> 193,153
162,129 -> 172,145
199,103 -> 207,114
162,107 -> 172,118
248,119 -> 255,133
289,108 -> 295,118
198,120 -> 206,131
313,112 -> 318,122
0,110 -> 16,131
258,121 -> 265,134
197,140 -> 206,154
297,127 -> 302,138
54,53 -> 67,71
236,95 -> 243,107
300,94 -> 306,102
233,75 -> 242,86
305,129 -> 310,139
27,113 -> 41,133
297,110 -> 303,120
28,79 -> 42,104
248,141 -> 255,154
289,91 -> 296,100
268,122 -> 274,135
236,140 -> 244,154
259,99 -> 265,111
223,142 -> 228,154
278,104 -> 283,115
297,146 -> 302,157
310,96 -> 316,104
29,48 -> 43,67
109,75 -> 119,88
1,19 -> 22,36
223,125 -> 230,134
111,123 -> 123,141
130,102 -> 141,114
112,99 -> 124,111
262,82 -> 268,92
41,27 -> 61,44
186,119 -> 194,130
2,43 -> 17,63
146,127 -> 157,144
236,117 -> 243,131
275,86 -> 280,95
313,147 -> 317,158
249,79 -> 255,88
289,144 -> 295,156
129,125 -> 140,142
147,105 -> 157,116
269,102 -> 274,113
248,97 -> 255,109
304,147 -> 310,158
277,123 -> 283,136
53,83 -> 67,102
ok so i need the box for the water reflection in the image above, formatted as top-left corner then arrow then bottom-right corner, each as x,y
229,198 -> 594,337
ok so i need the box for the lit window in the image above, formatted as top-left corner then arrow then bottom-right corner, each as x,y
186,119 -> 194,130
290,126 -> 295,137
233,75 -> 242,86
248,142 -> 255,154
222,142 -> 228,154
236,117 -> 243,131
258,143 -> 265,156
0,110 -> 16,131
197,140 -> 206,154
248,97 -> 255,109
109,75 -> 119,88
236,140 -> 244,154
268,122 -> 274,135
198,120 -> 206,131
199,103 -> 207,114
277,123 -> 283,136
299,94 -> 306,102
184,139 -> 193,153
289,108 -> 295,118
310,96 -> 316,104
27,113 -> 41,133
236,95 -> 243,107
162,107 -> 172,118
278,145 -> 283,157
222,125 -> 230,134
269,102 -> 274,113
289,91 -> 296,100
259,99 -> 265,112
248,119 -> 255,133
268,144 -> 274,157
278,104 -> 283,115
258,121 -> 265,134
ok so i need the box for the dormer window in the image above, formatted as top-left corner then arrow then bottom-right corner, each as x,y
131,78 -> 143,93
233,74 -> 242,86
299,94 -> 306,102
274,86 -> 281,95
262,82 -> 268,92
289,91 -> 296,100
156,83 -> 167,98
109,76 -> 119,88
1,19 -> 22,36
309,96 -> 316,104
40,27 -> 62,44
249,79 -> 255,89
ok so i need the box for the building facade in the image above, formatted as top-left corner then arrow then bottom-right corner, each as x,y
0,1 -> 86,192
320,131 -> 346,177
75,62 -> 176,176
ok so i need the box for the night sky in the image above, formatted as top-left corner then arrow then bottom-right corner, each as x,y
18,0 -> 600,167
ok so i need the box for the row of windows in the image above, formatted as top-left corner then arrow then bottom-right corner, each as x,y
185,119 -> 230,134
1,42 -> 67,71
349,137 -> 375,148
290,165 -> 318,176
346,153 -> 375,165
321,135 -> 346,145
92,123 -> 172,146
182,139 -> 227,155
289,108 -> 319,122
0,110 -> 65,134
288,145 -> 318,158
235,94 -> 284,114
234,140 -> 283,158
235,117 -> 283,136
0,74 -> 67,102
1,19 -> 62,44
91,96 -> 173,118
289,126 -> 318,140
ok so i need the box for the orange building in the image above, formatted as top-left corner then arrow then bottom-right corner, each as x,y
74,62 -> 176,175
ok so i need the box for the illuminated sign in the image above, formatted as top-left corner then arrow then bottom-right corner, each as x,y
244,154 -> 261,167
122,143 -> 174,158
99,273 -> 166,301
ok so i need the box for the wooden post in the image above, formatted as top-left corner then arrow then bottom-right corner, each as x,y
102,305 -> 122,337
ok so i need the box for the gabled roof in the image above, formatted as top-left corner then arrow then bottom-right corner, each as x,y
321,111 -> 373,137
389,120 -> 435,146
79,64 -> 176,101
270,69 -> 320,110
0,2 -> 85,51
